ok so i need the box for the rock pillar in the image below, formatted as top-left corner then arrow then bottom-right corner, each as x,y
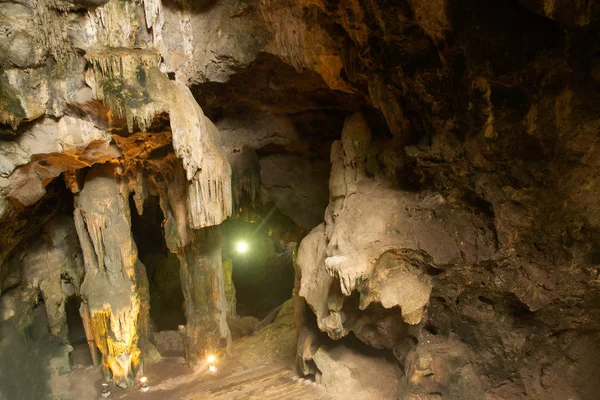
178,227 -> 229,366
163,166 -> 230,367
73,164 -> 152,387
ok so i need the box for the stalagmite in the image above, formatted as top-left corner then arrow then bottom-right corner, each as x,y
73,164 -> 154,387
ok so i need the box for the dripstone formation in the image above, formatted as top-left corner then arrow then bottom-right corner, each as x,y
1,0 -> 600,399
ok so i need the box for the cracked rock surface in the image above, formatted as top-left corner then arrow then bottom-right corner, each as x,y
1,0 -> 600,399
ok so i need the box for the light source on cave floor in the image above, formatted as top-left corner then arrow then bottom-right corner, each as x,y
101,383 -> 111,398
207,354 -> 217,373
235,241 -> 249,254
140,376 -> 149,392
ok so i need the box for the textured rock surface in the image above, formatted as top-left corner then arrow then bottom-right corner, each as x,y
19,216 -> 85,337
298,113 -> 496,350
85,48 -> 233,227
399,335 -> 484,400
1,0 -> 600,398
74,164 -> 153,387
0,213 -> 83,399
162,167 -> 231,367
313,342 -> 401,399
176,226 -> 230,366
260,154 -> 329,230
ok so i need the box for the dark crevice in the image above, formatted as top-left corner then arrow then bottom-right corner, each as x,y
129,195 -> 185,331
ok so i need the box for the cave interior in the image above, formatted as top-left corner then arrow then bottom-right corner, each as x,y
1,0 -> 600,399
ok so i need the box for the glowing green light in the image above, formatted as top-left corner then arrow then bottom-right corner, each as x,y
236,241 -> 249,253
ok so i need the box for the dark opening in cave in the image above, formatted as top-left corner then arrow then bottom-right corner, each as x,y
65,295 -> 95,367
129,195 -> 186,331
222,218 -> 296,319
65,296 -> 85,344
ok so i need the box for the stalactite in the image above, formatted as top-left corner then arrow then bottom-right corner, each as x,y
128,170 -> 148,216
140,0 -> 165,43
88,0 -> 142,48
229,148 -> 260,215
169,83 -> 233,228
79,301 -> 101,367
84,49 -> 162,132
85,48 -> 233,228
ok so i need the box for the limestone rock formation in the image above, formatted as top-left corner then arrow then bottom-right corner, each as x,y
298,112 -> 496,350
0,215 -> 84,336
1,0 -> 600,398
74,164 -> 153,387
175,226 -> 230,366
20,216 -> 85,337
85,47 -> 233,228
312,343 -> 401,400
399,336 -> 484,400
162,167 -> 230,367
0,215 -> 83,399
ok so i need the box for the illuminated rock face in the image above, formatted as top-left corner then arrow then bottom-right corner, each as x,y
85,48 -> 233,229
298,112 -> 496,337
296,113 -> 496,397
74,164 -> 151,387
65,47 -> 233,374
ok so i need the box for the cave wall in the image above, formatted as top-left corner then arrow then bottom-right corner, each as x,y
0,212 -> 82,398
289,1 -> 600,398
0,0 -> 599,398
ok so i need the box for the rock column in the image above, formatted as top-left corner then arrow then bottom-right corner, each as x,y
178,227 -> 229,366
73,164 -> 152,387
163,166 -> 230,367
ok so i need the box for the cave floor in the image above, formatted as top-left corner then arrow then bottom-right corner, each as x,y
117,360 -> 327,400
57,299 -> 330,399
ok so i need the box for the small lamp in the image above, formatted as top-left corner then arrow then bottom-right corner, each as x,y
140,376 -> 149,392
236,241 -> 248,253
207,354 -> 217,373
101,383 -> 111,398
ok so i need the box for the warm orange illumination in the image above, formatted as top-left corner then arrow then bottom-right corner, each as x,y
207,354 -> 216,363
140,376 -> 147,383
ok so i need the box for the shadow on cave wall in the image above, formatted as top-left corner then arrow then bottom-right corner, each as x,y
0,302 -> 64,400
